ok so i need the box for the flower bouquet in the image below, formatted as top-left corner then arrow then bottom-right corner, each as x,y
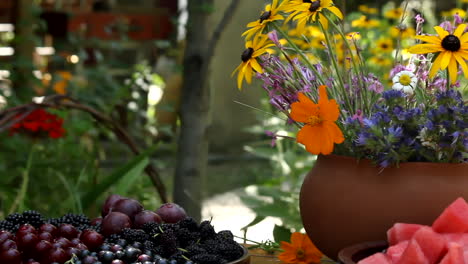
232,0 -> 468,259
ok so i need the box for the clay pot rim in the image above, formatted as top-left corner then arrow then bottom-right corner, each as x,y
322,154 -> 468,168
337,240 -> 388,264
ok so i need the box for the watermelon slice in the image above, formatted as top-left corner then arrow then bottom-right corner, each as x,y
439,243 -> 464,264
412,226 -> 447,264
397,239 -> 429,264
387,223 -> 424,245
432,197 -> 468,233
386,240 -> 409,263
357,253 -> 392,264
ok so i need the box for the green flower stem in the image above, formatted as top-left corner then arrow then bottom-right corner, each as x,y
8,144 -> 34,214
318,22 -> 353,112
271,22 -> 327,86
324,13 -> 371,114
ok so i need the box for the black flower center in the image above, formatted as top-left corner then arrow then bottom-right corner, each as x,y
259,11 -> 271,23
381,43 -> 389,49
441,34 -> 461,51
309,1 -> 321,12
241,48 -> 254,62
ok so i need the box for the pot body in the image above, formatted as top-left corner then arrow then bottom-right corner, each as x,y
299,154 -> 468,260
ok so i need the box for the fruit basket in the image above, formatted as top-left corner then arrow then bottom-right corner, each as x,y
0,194 -> 249,264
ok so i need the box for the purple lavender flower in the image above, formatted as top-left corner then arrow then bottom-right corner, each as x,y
364,74 -> 384,93
440,21 -> 455,32
267,30 -> 283,49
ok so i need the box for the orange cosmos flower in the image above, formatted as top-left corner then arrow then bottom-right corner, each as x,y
290,85 -> 344,155
278,232 -> 323,264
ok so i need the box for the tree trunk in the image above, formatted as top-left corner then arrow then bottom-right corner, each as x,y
12,0 -> 36,102
173,0 -> 214,221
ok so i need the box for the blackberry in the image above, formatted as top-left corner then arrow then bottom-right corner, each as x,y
169,251 -> 188,264
175,228 -> 196,247
104,233 -> 122,244
199,221 -> 216,241
5,213 -> 24,225
216,240 -> 244,261
200,239 -> 219,255
191,253 -> 228,264
143,240 -> 156,252
142,222 -> 160,233
158,229 -> 178,257
185,244 -> 207,257
178,217 -> 198,232
120,228 -> 150,243
55,213 -> 92,231
0,220 -> 17,233
217,230 -> 234,241
21,210 -> 46,228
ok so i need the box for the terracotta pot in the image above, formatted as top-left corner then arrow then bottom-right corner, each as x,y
338,241 -> 387,264
299,154 -> 468,260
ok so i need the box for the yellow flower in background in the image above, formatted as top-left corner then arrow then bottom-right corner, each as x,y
232,34 -> 275,89
346,32 -> 361,41
351,15 -> 380,28
375,38 -> 394,53
369,56 -> 392,67
384,7 -> 404,19
408,24 -> 468,84
460,0 -> 468,3
441,8 -> 466,18
284,0 -> 343,31
358,5 -> 378,15
390,26 -> 415,39
242,0 -> 286,40
53,71 -> 72,95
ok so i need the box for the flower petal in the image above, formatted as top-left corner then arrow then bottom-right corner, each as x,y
408,44 -> 443,54
448,56 -> 458,84
454,24 -> 467,37
453,52 -> 468,78
328,6 -> 343,19
414,35 -> 442,45
429,53 -> 444,78
290,93 -> 317,123
434,26 -> 449,39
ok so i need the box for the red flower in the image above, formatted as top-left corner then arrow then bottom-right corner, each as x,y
9,109 -> 66,139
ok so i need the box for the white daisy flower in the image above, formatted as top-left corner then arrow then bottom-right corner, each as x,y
392,70 -> 417,94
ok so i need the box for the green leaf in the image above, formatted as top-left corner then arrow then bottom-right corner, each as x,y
273,224 -> 292,243
81,145 -> 158,209
114,158 -> 149,195
240,216 -> 266,231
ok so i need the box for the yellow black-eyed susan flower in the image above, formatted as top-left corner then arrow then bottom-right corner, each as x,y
242,0 -> 286,40
232,34 -> 274,89
358,5 -> 378,15
375,38 -> 394,53
384,7 -> 404,20
351,15 -> 380,29
390,25 -> 415,39
283,0 -> 343,31
408,24 -> 468,84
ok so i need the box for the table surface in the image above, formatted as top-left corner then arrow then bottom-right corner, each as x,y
246,245 -> 282,264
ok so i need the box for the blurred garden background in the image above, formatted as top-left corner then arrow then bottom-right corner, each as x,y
0,0 -> 465,244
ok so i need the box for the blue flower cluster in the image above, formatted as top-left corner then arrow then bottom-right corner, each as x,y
345,90 -> 467,167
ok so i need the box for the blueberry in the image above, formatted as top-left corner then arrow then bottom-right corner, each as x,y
124,247 -> 141,262
101,243 -> 112,251
158,260 -> 168,264
117,239 -> 128,247
99,250 -> 116,263
132,241 -> 143,249
115,250 -> 125,259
